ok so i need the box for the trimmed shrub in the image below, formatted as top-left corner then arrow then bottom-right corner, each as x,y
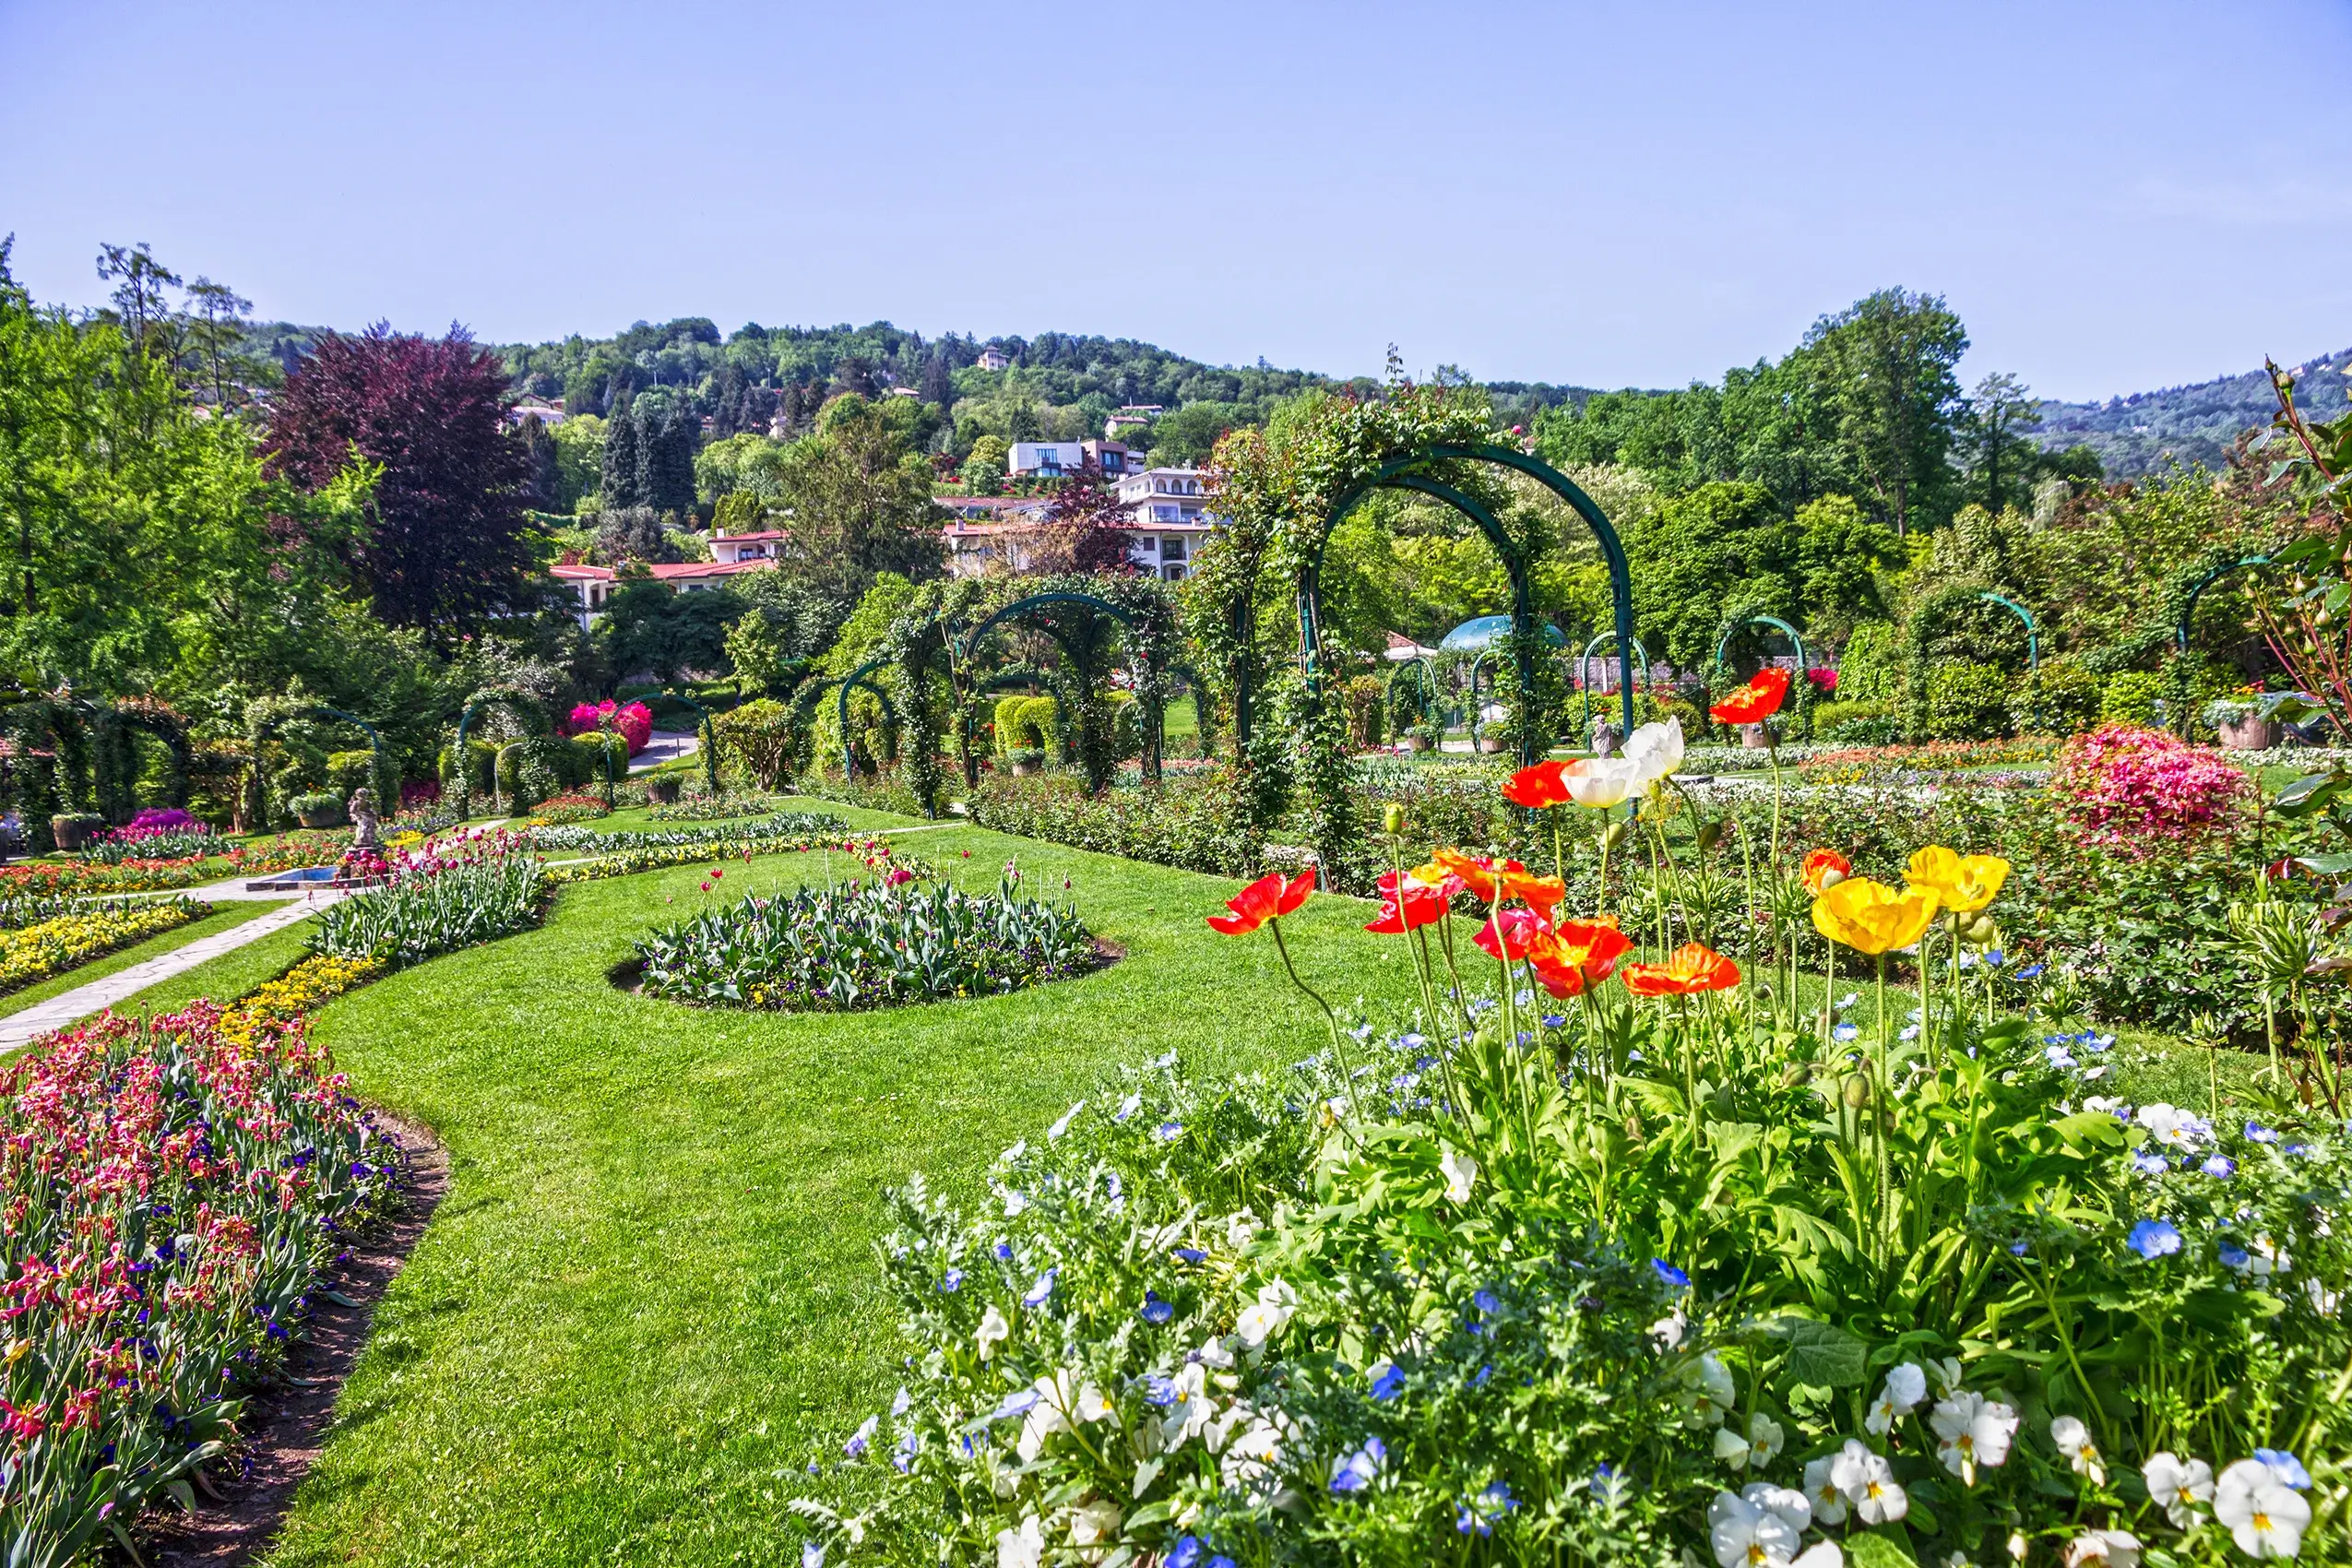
325,749 -> 375,795
1833,619 -> 1902,701
2050,722 -> 2251,852
1810,698 -> 1895,742
1013,695 -> 1059,757
713,698 -> 797,790
1921,659 -> 2013,740
2099,670 -> 2168,729
2007,659 -> 2103,736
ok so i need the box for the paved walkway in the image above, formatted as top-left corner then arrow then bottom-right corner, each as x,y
0,892 -> 342,1051
632,729 -> 700,774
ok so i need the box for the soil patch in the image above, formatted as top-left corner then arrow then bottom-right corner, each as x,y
146,1115 -> 448,1566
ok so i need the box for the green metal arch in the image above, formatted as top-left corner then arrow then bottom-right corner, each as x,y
956,589 -> 1164,785
1307,442 -> 1637,767
2175,556 -> 2271,651
1713,614 -> 1809,675
1978,591 -> 2041,671
1576,630 -> 1655,737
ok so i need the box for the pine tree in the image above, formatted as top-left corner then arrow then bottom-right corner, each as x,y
600,402 -> 642,507
645,408 -> 697,517
920,350 -> 952,408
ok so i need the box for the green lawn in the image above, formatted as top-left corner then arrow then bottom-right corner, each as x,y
136,803 -> 1421,1566
0,898 -> 287,1022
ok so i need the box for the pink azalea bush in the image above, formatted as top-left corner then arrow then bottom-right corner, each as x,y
0,1006 -> 396,1552
564,699 -> 654,755
118,807 -> 201,838
2050,722 -> 2251,851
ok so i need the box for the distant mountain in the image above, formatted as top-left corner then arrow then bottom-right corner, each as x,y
2027,349 -> 2352,479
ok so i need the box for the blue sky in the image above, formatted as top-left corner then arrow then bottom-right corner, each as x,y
2,0 -> 2346,401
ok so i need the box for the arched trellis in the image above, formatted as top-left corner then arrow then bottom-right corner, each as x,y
2176,555 -> 2272,652
1713,614 -> 1809,677
449,688 -> 544,820
1577,630 -> 1656,739
1979,592 -> 2040,672
834,657 -> 901,780
954,589 -> 1168,790
1302,443 -> 1637,768
1385,656 -> 1439,741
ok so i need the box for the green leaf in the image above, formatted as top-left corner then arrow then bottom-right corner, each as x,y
2295,852 -> 2352,875
1845,1532 -> 1920,1568
1774,1317 -> 1870,1388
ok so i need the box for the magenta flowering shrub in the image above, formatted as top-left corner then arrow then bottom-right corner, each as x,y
563,700 -> 654,755
2050,722 -> 2251,851
118,808 -> 200,837
0,1007 -> 397,1556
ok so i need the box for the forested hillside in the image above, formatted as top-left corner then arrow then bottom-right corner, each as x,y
2025,348 -> 2352,478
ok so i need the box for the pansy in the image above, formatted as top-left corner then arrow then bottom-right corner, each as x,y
1832,1439 -> 1908,1523
1329,1435 -> 1386,1493
2215,1456 -> 2311,1557
1930,1391 -> 2019,1484
1369,1360 -> 1407,1401
2143,1452 -> 2214,1527
2052,1414 -> 2107,1484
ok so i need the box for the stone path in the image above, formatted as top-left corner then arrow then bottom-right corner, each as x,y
0,892 -> 341,1052
632,729 -> 700,774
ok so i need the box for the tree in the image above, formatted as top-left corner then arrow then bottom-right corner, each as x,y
265,324 -> 538,635
919,350 -> 953,408
771,397 -> 945,600
596,579 -> 735,684
643,406 -> 698,517
1034,459 -> 1134,575
517,413 -> 561,507
1956,373 -> 2044,516
600,401 -> 643,507
595,506 -> 680,564
964,434 -> 1009,495
1802,289 -> 1968,536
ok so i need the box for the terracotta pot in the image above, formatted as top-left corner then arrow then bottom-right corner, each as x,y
49,815 -> 95,852
295,805 -> 343,829
1476,734 -> 1507,754
1401,735 -> 1430,753
2219,716 -> 2281,751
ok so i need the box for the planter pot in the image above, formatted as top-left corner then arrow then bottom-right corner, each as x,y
647,777 -> 682,804
1012,761 -> 1039,777
296,805 -> 343,829
2219,717 -> 2281,750
49,816 -> 96,852
1740,724 -> 1775,751
1401,735 -> 1431,753
1475,734 -> 1507,754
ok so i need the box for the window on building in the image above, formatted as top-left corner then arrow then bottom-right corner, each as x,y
1162,536 -> 1188,562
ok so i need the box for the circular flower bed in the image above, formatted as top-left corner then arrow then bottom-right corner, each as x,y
634,868 -> 1102,1013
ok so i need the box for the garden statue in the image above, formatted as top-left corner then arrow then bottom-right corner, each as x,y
1588,713 -> 1621,757
347,786 -> 382,851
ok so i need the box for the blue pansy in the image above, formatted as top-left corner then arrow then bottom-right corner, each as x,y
991,1389 -> 1040,1420
1473,1289 -> 1501,1313
2202,1156 -> 2237,1179
1145,1375 -> 1180,1407
1165,1538 -> 1205,1568
2246,1121 -> 2279,1144
993,1241 -> 1014,1261
2256,1449 -> 2314,1490
940,1268 -> 965,1292
2131,1150 -> 2168,1175
1370,1363 -> 1407,1401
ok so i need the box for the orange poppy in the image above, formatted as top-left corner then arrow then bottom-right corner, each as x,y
1502,761 -> 1573,810
1414,848 -> 1516,902
1527,916 -> 1633,998
1620,942 -> 1742,996
1501,868 -> 1567,913
1709,668 -> 1792,726
1207,867 -> 1315,935
1800,848 -> 1850,896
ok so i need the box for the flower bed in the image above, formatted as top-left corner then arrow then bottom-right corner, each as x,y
646,793 -> 796,822
1793,736 -> 2062,785
965,768 -> 1265,881
0,1006 -> 398,1558
802,757 -> 2352,1568
636,867 -> 1097,1012
228,831 -> 356,877
524,792 -> 611,826
312,828 -> 544,968
540,830 -> 905,887
526,810 -> 844,857
0,897 -> 208,996
220,953 -> 387,1041
0,858 -> 219,897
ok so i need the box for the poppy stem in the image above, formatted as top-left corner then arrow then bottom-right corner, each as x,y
1267,917 -> 1361,1123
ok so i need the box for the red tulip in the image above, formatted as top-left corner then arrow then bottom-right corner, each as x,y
1207,867 -> 1315,935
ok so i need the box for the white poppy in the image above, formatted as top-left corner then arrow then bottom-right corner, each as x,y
2142,1452 -> 2213,1528
1829,1440 -> 1907,1524
1439,1146 -> 1478,1202
1561,754 -> 1642,808
1623,718 -> 1687,791
994,1515 -> 1045,1568
976,1304 -> 1011,1360
1930,1392 -> 2018,1484
2214,1458 -> 2311,1559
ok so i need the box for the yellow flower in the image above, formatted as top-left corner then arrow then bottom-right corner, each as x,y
1903,847 -> 2010,914
1812,877 -> 1942,956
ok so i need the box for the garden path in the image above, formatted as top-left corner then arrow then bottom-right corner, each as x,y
0,892 -> 338,1053
630,729 -> 699,773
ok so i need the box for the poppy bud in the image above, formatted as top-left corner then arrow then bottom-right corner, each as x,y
1843,1074 -> 1872,1108
1816,867 -> 1845,890
1602,822 -> 1630,850
1696,819 -> 1725,853
1966,915 -> 1997,944
1383,802 -> 1407,836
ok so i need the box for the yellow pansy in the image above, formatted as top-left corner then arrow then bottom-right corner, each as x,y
1903,847 -> 2011,914
1812,876 -> 1942,956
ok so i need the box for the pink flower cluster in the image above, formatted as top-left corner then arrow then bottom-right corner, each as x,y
114,807 -> 201,839
0,1006 -> 392,1550
2051,723 -> 2251,852
564,700 -> 654,755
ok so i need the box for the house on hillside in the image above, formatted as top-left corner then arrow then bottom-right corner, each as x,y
507,394 -> 567,428
549,552 -> 779,630
978,347 -> 1011,372
936,469 -> 1220,582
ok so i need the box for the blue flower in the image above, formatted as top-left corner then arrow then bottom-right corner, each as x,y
2256,1449 -> 2314,1490
1472,1362 -> 1492,1387
1454,1503 -> 1490,1538
1901,1024 -> 1921,1042
1541,1014 -> 1567,1029
993,1242 -> 1014,1262
1370,1363 -> 1407,1401
2246,1121 -> 2279,1144
991,1389 -> 1040,1420
1833,1023 -> 1859,1043
2128,1218 -> 2183,1259
1208,1559 -> 1236,1568
1514,1030 -> 1534,1049
1172,1246 -> 1206,1264
940,1268 -> 965,1292
2009,1240 -> 2028,1256
1023,1269 -> 1056,1307
1140,1290 -> 1175,1325
1156,1121 -> 1184,1142
1145,1376 -> 1180,1407
1651,1258 -> 1691,1289
2287,1142 -> 2310,1158
2219,1242 -> 2251,1271
893,1431 -> 919,1473
802,1541 -> 825,1568
2202,1156 -> 2237,1179
2131,1150 -> 2168,1175
2046,1045 -> 2077,1069
1985,949 -> 2004,967
1473,1289 -> 1502,1313
2017,962 -> 2046,979
1330,1436 -> 1386,1493
1165,1538 -> 1205,1568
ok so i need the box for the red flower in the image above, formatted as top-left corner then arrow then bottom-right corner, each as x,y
1365,870 -> 1447,933
1710,668 -> 1791,726
1472,906 -> 1548,963
1207,868 -> 1315,934
1502,761 -> 1573,810
1527,917 -> 1633,998
1800,848 -> 1850,896
1620,943 -> 1742,996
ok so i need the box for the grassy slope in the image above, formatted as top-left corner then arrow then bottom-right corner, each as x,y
190,809 -> 1421,1566
0,899 -> 286,1022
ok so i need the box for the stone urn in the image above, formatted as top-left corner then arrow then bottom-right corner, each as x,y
49,814 -> 99,852
2218,716 -> 2281,751
295,801 -> 343,829
1476,732 -> 1507,754
647,776 -> 682,804
1400,733 -> 1430,753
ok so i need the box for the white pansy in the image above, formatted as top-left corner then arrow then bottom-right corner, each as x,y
976,1304 -> 1011,1360
1439,1146 -> 1478,1203
994,1514 -> 1044,1568
1048,1100 -> 1085,1140
1219,1414 -> 1287,1487
1741,1482 -> 1811,1533
1068,1496 -> 1121,1549
2214,1458 -> 2311,1559
1927,1356 -> 1965,1396
1829,1439 -> 1907,1524
1865,1362 -> 1925,1435
1714,1425 -> 1752,1467
2142,1452 -> 2213,1528
1801,1453 -> 1849,1526
1930,1391 -> 2018,1485
2050,1414 -> 2107,1485
1234,1279 -> 1298,1347
1224,1212 -> 1259,1251
1075,1384 -> 1114,1423
1194,1334 -> 1236,1370
1681,1352 -> 1737,1426
2062,1530 -> 2141,1568
1017,1399 -> 1067,1462
1791,1550 -> 1841,1568
1158,1363 -> 1214,1449
1745,1413 -> 1786,1469
1650,1307 -> 1690,1349
2138,1102 -> 2209,1150
1708,1488 -> 1800,1568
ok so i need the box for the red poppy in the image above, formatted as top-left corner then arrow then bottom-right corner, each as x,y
1800,848 -> 1850,896
1709,668 -> 1792,726
1620,943 -> 1742,996
1502,761 -> 1573,810
1206,867 -> 1316,935
1527,917 -> 1634,998
1365,870 -> 1447,934
1472,906 -> 1549,963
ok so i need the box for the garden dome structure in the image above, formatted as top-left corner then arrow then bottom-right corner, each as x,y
1437,615 -> 1569,654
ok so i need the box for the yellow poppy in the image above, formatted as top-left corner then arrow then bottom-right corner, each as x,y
1812,876 -> 1942,956
1903,846 -> 2010,914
